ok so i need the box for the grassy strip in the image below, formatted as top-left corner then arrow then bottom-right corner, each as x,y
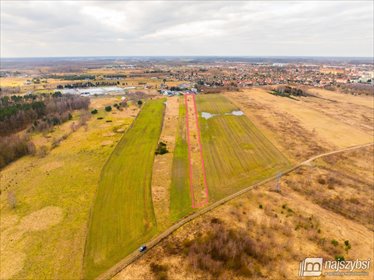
83,99 -> 165,279
169,98 -> 194,222
196,94 -> 290,201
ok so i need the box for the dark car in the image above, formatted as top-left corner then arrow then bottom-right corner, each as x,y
139,245 -> 147,252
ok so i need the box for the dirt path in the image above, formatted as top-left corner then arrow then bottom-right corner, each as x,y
151,97 -> 179,229
184,94 -> 209,208
95,142 -> 373,280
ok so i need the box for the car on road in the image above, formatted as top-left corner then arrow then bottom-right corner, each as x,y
139,245 -> 147,252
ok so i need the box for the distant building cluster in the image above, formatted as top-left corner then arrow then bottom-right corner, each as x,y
166,63 -> 374,88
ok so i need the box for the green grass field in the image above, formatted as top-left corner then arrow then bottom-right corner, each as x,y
196,94 -> 290,201
169,98 -> 193,221
83,99 -> 165,279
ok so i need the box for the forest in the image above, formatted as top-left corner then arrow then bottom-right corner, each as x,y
0,92 -> 90,168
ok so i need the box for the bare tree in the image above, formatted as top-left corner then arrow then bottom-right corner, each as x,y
7,191 -> 16,209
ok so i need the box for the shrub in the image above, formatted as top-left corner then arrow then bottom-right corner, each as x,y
335,255 -> 345,262
183,223 -> 267,277
150,263 -> 168,280
155,142 -> 168,155
210,218 -> 221,224
91,109 -> 98,114
137,100 -> 143,107
105,106 -> 112,112
0,134 -> 36,168
37,145 -> 49,158
344,240 -> 351,253
331,239 -> 339,247
318,177 -> 326,185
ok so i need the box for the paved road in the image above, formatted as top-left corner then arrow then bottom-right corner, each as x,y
96,142 -> 373,280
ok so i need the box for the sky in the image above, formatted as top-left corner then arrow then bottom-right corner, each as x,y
1,1 -> 373,58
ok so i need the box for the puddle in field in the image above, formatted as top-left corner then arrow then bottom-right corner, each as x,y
201,112 -> 216,119
231,110 -> 244,116
202,110 -> 244,119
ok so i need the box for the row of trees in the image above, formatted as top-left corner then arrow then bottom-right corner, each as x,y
0,93 -> 89,136
275,86 -> 308,96
47,74 -> 95,80
56,81 -> 117,89
0,134 -> 35,168
337,83 -> 374,96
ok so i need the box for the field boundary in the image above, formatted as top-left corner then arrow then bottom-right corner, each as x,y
95,142 -> 373,280
82,99 -> 165,279
184,94 -> 209,208
184,95 -> 196,208
80,104 -> 144,280
192,94 -> 209,207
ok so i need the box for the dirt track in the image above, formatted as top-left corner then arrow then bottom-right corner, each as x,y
96,142 -> 374,280
184,94 -> 209,208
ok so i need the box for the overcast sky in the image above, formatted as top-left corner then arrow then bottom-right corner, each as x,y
1,1 -> 373,58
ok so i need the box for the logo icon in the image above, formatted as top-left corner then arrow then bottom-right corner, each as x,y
299,258 -> 323,277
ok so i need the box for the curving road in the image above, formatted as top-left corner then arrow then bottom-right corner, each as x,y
96,142 -> 373,280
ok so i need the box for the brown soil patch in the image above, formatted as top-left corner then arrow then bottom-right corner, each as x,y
101,140 -> 114,146
0,214 -> 19,230
0,206 -> 63,278
103,132 -> 116,137
40,161 -> 64,172
0,250 -> 26,279
19,206 -> 63,231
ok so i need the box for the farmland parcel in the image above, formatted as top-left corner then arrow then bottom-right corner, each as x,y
196,94 -> 290,201
83,99 -> 165,279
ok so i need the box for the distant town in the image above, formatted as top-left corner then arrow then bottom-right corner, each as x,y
1,57 -> 373,97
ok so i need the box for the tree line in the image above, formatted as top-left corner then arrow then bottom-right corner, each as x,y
56,81 -> 118,89
0,92 -> 90,136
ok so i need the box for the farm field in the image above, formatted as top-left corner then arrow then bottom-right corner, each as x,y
225,88 -> 374,162
195,94 -> 290,201
228,89 -> 372,149
0,97 -> 138,280
1,87 -> 372,280
83,99 -> 166,279
113,145 -> 374,280
169,98 -> 193,222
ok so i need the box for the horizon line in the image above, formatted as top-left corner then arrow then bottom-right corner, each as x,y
1,55 -> 373,59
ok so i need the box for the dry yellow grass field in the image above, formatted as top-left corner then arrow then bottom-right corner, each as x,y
225,88 -> 373,162
0,97 -> 139,279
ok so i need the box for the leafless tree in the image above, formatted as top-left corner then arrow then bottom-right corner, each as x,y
7,191 -> 16,209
